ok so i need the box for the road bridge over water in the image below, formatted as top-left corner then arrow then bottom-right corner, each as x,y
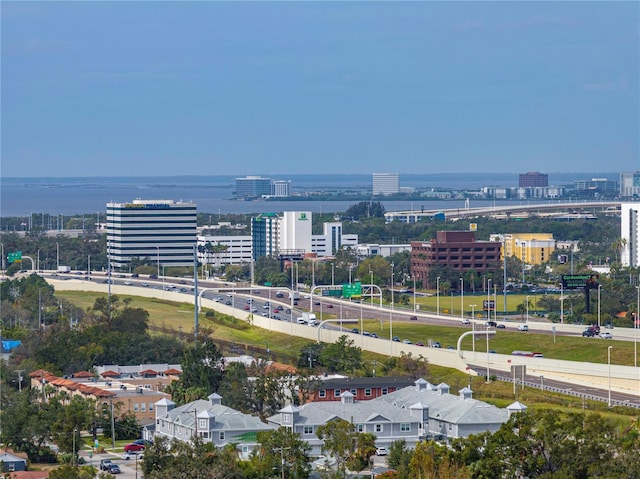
384,200 -> 620,223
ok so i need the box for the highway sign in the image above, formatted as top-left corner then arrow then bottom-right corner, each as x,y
7,251 -> 22,263
342,282 -> 362,298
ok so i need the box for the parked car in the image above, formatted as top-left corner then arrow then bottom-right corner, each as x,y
599,332 -> 613,339
122,452 -> 144,460
124,443 -> 145,453
133,439 -> 152,446
376,447 -> 388,456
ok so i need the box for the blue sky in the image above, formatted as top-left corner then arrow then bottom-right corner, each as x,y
2,1 -> 638,177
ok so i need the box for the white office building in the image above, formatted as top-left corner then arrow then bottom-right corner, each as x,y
196,235 -> 253,266
280,211 -> 312,254
106,199 -> 197,269
373,173 -> 400,196
271,180 -> 291,198
621,172 -> 640,198
621,203 -> 640,267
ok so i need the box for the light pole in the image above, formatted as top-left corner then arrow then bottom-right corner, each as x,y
598,284 -> 602,328
636,286 -> 639,368
156,246 -> 160,278
349,264 -> 353,284
331,263 -> 335,286
390,263 -> 394,347
412,276 -> 416,313
607,345 -> 612,407
470,304 -> 476,353
56,242 -> 59,270
460,278 -> 464,320
0,242 -> 4,271
87,254 -> 91,280
487,279 -> 492,319
540,375 -> 544,391
436,276 -> 440,317
369,270 -> 374,308
486,325 -> 490,380
526,295 -> 530,323
560,283 -> 564,328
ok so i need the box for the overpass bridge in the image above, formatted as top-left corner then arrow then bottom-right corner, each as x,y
384,200 -> 620,223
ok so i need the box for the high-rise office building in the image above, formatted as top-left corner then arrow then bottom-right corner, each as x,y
518,172 -> 548,187
280,211 -> 312,254
235,176 -> 272,199
372,173 -> 399,196
106,199 -> 197,269
271,180 -> 291,198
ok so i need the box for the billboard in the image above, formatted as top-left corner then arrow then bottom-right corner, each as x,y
561,274 -> 599,290
483,300 -> 495,311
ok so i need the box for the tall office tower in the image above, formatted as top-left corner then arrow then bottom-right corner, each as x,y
235,176 -> 272,199
251,213 -> 280,260
620,172 -> 640,198
372,173 -> 400,196
621,203 -> 640,267
106,199 -> 197,269
323,222 -> 343,255
280,211 -> 312,254
271,180 -> 291,197
518,172 -> 548,187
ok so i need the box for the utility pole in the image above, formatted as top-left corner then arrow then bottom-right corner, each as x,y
14,370 -> 25,392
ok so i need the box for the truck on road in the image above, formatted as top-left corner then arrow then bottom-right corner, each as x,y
298,312 -> 317,326
289,291 -> 300,300
57,266 -> 71,273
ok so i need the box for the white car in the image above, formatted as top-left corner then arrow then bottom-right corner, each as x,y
461,318 -> 470,325
599,332 -> 613,339
123,281 -> 133,285
376,447 -> 388,456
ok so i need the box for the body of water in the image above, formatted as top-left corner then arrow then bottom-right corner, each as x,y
0,173 -> 616,217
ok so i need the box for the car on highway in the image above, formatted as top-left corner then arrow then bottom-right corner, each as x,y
517,324 -> 529,332
326,304 -> 334,308
225,300 -> 232,305
461,318 -> 470,324
599,332 -> 613,339
410,315 -> 418,320
243,305 -> 250,310
100,459 -> 113,471
285,309 -> 292,314
486,321 -> 498,327
124,281 -> 133,285
351,328 -> 359,334
431,341 -> 441,348
582,329 -> 596,337
370,333 -> 378,338
496,324 -> 506,329
416,341 -> 425,347
392,336 -> 400,342
402,339 -> 412,344
141,282 -> 149,287
251,307 -> 258,313
108,464 -> 121,474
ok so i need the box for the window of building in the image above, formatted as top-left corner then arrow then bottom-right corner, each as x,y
350,389 -> 357,395
364,388 -> 372,397
199,419 -> 206,429
149,403 -> 154,411
401,423 -> 411,432
141,403 -> 146,412
382,388 -> 388,395
357,424 -> 364,433
303,426 -> 313,435
219,431 -> 225,441
375,424 -> 383,433
133,403 -> 139,412
283,414 -> 291,424
319,390 -> 326,398
334,389 -> 341,398
448,423 -> 453,431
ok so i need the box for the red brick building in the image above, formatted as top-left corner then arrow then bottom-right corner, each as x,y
308,377 -> 415,403
411,231 -> 501,289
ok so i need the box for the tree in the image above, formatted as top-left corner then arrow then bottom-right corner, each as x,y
251,427 -> 312,479
346,432 -> 377,472
167,340 -> 224,405
316,419 -> 356,479
319,335 -> 362,374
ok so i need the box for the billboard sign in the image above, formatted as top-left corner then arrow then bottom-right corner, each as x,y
483,300 -> 495,311
561,274 -> 599,290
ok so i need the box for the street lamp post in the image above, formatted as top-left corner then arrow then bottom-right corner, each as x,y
607,345 -> 612,407
636,286 -> 639,368
526,295 -> 530,323
156,246 -> 160,278
487,279 -> 491,319
413,276 -> 416,313
56,242 -> 59,270
331,263 -> 335,286
460,278 -> 464,320
470,304 -> 476,353
598,284 -> 602,328
486,325 -> 490,380
390,263 -> 394,347
436,276 -> 440,317
369,270 -> 374,308
560,283 -> 564,328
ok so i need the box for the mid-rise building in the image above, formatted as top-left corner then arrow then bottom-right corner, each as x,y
519,172 -> 548,187
280,211 -> 312,254
620,172 -> 640,198
106,199 -> 197,269
197,235 -> 253,266
573,178 -> 619,197
235,176 -> 272,199
251,213 -> 280,260
271,180 -> 291,198
490,233 -> 556,265
373,173 -> 399,196
621,203 -> 640,267
411,231 -> 501,289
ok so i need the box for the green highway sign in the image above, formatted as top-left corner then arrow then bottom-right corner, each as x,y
263,282 -> 272,287
342,282 -> 362,298
7,251 -> 22,263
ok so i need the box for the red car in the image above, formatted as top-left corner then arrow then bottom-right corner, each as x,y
124,443 -> 145,453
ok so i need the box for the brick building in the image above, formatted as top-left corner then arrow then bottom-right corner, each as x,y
308,377 -> 415,403
411,231 -> 501,289
519,172 -> 548,187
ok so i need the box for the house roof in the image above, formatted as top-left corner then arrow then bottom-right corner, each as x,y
101,370 -> 121,377
378,380 -> 509,427
163,368 -> 182,375
158,399 -> 273,439
73,370 -> 94,378
318,376 -> 416,389
0,452 -> 27,463
9,472 -> 48,479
